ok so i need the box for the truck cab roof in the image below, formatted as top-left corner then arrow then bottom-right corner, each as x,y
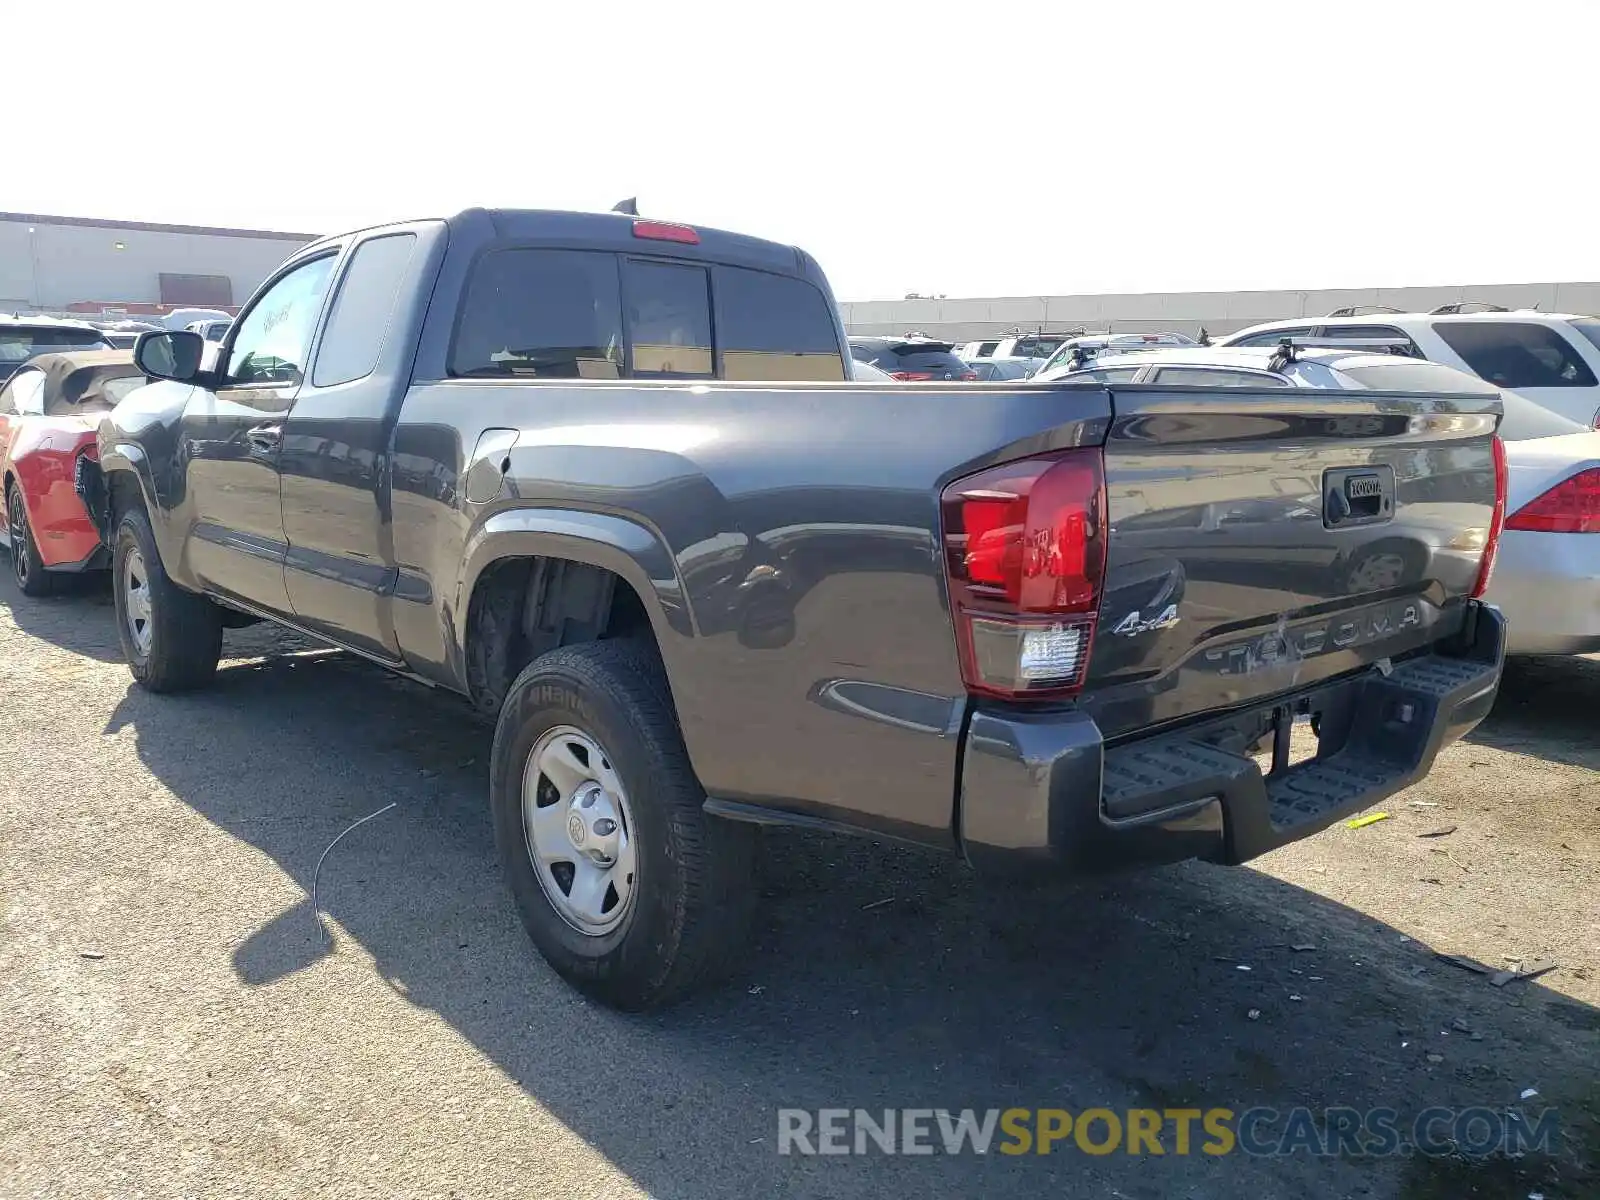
298,208 -> 825,285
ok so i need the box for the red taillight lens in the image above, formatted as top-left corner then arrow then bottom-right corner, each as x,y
1471,435 -> 1508,598
890,370 -> 934,381
1505,466 -> 1600,533
940,450 -> 1107,699
961,370 -> 978,381
631,220 -> 700,245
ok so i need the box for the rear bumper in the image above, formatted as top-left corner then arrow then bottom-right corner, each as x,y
957,602 -> 1505,875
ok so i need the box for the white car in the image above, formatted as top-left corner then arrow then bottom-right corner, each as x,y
185,318 -> 232,342
955,333 -> 1080,365
1042,344 -> 1600,655
1218,308 -> 1600,430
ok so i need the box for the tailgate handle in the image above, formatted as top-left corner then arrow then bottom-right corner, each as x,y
1323,466 -> 1395,529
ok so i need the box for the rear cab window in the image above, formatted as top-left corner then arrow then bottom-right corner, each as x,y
1431,321 -> 1598,388
451,249 -> 624,379
449,248 -> 845,382
716,267 -> 844,381
624,260 -> 712,378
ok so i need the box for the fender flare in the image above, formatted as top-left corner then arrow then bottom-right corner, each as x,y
97,444 -> 185,571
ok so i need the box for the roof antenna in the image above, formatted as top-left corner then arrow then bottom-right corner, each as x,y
612,197 -> 639,216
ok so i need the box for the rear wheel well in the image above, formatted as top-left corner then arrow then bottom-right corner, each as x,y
465,556 -> 658,719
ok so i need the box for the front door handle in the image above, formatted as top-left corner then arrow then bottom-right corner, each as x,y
246,423 -> 282,454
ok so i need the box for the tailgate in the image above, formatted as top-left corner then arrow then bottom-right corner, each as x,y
1082,384 -> 1501,740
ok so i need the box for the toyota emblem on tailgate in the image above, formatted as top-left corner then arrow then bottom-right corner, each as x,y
1346,474 -> 1382,500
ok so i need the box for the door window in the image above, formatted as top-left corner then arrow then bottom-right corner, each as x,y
225,254 -> 338,388
623,260 -> 713,378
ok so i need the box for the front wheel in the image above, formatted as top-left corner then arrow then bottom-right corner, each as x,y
112,506 -> 224,692
6,484 -> 55,597
489,639 -> 757,1010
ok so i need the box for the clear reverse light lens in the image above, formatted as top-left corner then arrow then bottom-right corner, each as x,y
1018,624 -> 1084,682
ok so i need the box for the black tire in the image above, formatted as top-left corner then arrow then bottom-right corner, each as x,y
6,483 -> 56,597
490,638 -> 757,1010
112,505 -> 224,692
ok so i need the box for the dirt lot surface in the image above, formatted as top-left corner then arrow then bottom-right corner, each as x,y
2,575 -> 1596,1199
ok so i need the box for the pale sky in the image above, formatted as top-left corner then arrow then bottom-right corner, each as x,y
18,0 -> 1600,301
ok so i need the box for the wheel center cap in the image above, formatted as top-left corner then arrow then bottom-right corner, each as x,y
567,812 -> 588,846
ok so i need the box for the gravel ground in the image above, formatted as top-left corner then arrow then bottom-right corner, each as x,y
1,573 -> 1595,1200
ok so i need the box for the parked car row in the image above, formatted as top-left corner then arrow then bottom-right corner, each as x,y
1034,340 -> 1600,657
1217,306 -> 1600,430
849,330 -> 1202,382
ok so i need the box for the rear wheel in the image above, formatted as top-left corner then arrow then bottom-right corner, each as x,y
6,483 -> 55,597
490,638 -> 757,1010
113,506 -> 223,692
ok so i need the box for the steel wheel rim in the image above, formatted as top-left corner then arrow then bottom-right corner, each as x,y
121,546 -> 154,657
521,724 -> 638,937
7,491 -> 27,586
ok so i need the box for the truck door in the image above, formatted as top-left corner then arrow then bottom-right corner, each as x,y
179,252 -> 337,613
278,229 -> 429,662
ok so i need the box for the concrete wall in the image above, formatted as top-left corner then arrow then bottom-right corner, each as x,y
0,213 -> 316,314
841,282 -> 1600,341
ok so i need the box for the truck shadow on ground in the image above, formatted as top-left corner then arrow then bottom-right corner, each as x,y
68,606 -> 1596,1200
0,567 -> 125,663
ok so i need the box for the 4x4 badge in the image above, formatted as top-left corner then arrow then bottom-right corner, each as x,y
1112,604 -> 1181,637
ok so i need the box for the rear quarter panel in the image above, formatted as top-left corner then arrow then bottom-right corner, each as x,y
391,379 -> 1111,846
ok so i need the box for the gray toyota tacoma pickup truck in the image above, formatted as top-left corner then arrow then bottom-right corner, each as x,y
92,209 -> 1508,1009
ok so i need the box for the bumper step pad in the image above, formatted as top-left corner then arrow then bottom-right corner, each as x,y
1099,637 -> 1502,862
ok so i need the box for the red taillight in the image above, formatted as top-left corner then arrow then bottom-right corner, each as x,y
631,220 -> 700,245
1505,466 -> 1600,534
960,370 -> 978,381
890,370 -> 934,381
1471,435 -> 1508,598
940,450 -> 1107,699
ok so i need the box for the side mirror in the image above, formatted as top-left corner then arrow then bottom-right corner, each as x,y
134,330 -> 205,382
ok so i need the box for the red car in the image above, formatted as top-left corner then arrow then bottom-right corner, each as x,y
1,351 -> 146,596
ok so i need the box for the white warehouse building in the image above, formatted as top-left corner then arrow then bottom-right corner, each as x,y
840,281 -> 1600,343
0,211 -> 316,320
